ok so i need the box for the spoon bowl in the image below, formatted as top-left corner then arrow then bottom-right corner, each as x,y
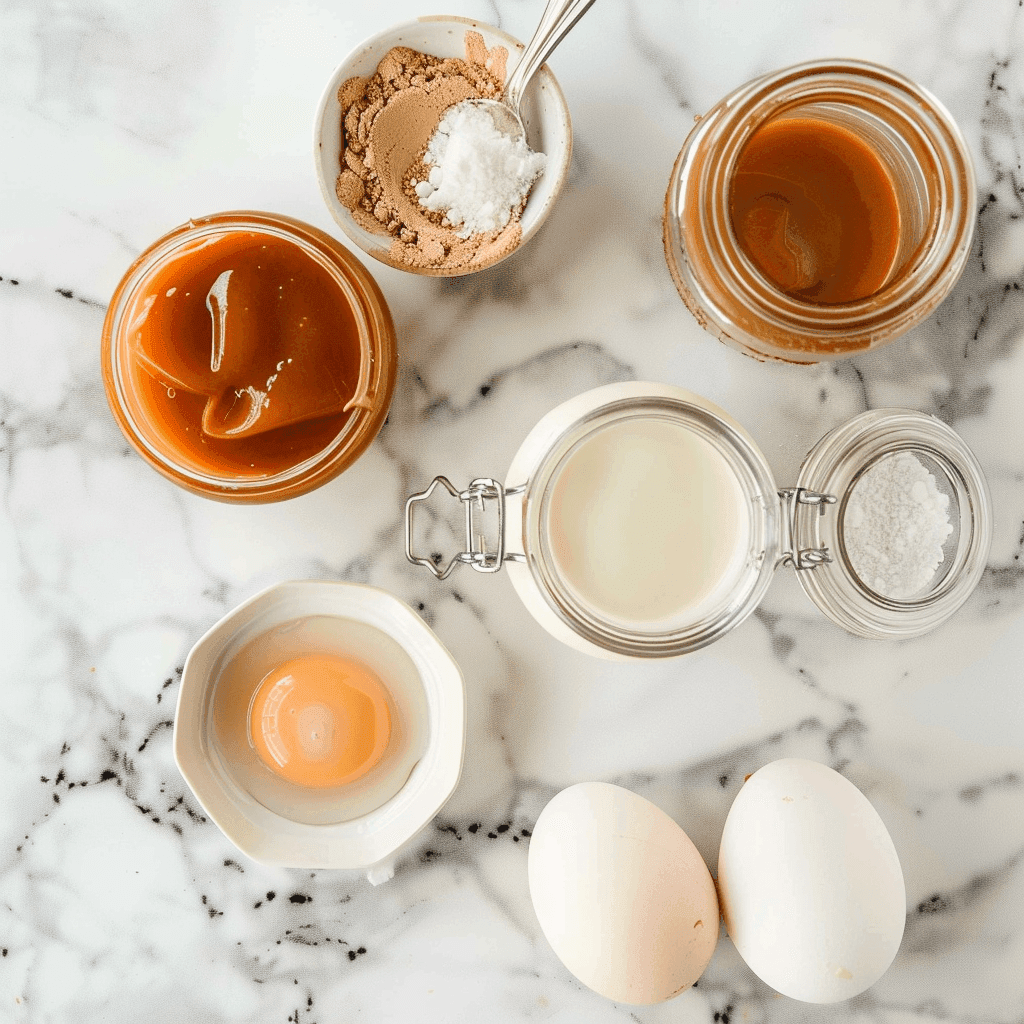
464,97 -> 526,144
469,0 -> 598,147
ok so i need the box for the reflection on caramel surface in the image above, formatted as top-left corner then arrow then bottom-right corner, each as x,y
123,230 -> 364,478
729,117 -> 901,305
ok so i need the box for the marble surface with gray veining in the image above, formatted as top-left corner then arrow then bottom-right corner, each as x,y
1,0 -> 1023,1021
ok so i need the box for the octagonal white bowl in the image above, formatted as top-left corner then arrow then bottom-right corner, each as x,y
313,14 -> 573,276
174,581 -> 465,881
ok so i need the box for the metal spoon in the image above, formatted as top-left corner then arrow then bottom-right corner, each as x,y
468,0 -> 598,144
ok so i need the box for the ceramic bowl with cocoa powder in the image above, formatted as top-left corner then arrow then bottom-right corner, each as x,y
314,16 -> 572,277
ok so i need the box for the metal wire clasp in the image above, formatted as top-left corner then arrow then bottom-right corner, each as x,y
777,487 -> 837,570
405,476 -> 526,580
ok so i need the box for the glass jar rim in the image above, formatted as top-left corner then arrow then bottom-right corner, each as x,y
102,211 -> 395,501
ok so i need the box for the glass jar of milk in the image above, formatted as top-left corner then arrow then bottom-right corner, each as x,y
406,383 -> 991,660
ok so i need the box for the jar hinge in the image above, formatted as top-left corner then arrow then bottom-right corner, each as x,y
776,487 -> 836,570
405,476 -> 527,581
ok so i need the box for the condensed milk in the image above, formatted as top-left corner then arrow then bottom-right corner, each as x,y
545,417 -> 750,628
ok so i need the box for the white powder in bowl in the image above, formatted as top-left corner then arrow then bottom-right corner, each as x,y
416,101 -> 547,237
843,451 -> 954,601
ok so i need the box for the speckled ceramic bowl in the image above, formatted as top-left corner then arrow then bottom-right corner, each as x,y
313,15 -> 573,277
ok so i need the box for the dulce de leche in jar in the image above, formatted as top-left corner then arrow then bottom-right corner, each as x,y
102,211 -> 397,501
663,60 -> 976,363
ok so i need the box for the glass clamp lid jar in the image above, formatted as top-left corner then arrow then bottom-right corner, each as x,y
405,383 -> 991,660
663,60 -> 976,363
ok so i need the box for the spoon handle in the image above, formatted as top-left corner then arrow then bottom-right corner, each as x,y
505,0 -> 598,113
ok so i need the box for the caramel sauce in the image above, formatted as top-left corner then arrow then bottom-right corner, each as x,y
729,117 -> 901,305
124,231 -> 363,478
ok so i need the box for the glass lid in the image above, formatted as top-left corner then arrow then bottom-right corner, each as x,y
794,409 -> 992,639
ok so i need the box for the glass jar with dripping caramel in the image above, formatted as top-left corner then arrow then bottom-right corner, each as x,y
663,60 -> 976,363
102,212 -> 397,502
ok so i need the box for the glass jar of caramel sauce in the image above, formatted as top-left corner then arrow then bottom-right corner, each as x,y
663,61 -> 976,363
102,211 -> 397,501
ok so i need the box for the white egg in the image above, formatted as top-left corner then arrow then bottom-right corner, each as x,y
528,782 -> 719,1005
717,758 -> 905,1003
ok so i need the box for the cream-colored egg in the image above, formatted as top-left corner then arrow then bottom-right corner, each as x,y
717,758 -> 905,1003
528,782 -> 719,1005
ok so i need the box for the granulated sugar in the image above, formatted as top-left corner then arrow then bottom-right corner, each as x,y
415,101 -> 546,237
844,451 -> 954,601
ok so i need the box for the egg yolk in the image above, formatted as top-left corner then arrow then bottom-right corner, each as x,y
247,654 -> 391,788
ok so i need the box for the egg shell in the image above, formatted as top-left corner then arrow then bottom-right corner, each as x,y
528,782 -> 719,1005
717,758 -> 906,1003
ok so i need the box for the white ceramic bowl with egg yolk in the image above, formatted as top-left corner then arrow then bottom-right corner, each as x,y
313,15 -> 573,277
174,580 -> 465,882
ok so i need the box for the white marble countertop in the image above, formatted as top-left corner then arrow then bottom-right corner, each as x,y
2,0 -> 1023,1020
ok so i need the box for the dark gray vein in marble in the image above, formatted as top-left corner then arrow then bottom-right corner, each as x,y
625,0 -> 691,111
751,608 -> 859,715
